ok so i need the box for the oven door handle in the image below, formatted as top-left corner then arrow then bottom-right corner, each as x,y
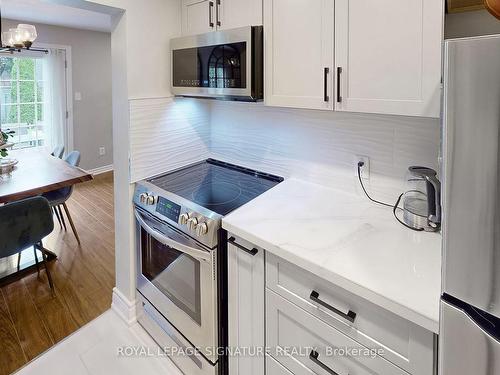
134,210 -> 211,262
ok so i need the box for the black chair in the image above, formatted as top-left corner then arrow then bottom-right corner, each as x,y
0,197 -> 55,290
43,151 -> 81,244
50,145 -> 65,159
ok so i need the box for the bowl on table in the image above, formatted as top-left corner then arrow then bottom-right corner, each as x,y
0,157 -> 18,176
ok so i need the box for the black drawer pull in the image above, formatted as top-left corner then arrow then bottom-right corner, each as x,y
216,0 -> 221,26
209,1 -> 214,28
310,290 -> 356,323
324,67 -> 330,102
228,237 -> 258,256
310,351 -> 340,375
337,67 -> 343,103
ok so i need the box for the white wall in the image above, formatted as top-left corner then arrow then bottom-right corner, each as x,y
2,19 -> 113,171
445,10 -> 500,39
88,0 -> 180,98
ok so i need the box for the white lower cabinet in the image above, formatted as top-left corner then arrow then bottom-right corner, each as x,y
227,237 -> 436,375
267,290 -> 408,375
266,254 -> 435,375
227,235 -> 265,375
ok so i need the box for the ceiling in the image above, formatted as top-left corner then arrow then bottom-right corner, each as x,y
1,0 -> 115,32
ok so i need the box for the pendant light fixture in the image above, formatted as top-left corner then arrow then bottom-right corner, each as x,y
0,4 -> 47,53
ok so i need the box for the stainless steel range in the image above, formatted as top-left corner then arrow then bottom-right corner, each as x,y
133,159 -> 283,375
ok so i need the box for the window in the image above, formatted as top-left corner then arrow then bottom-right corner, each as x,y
0,56 -> 45,149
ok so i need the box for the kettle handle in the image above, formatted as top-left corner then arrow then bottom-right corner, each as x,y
424,174 -> 441,228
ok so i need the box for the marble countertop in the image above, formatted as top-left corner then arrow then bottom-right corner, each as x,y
222,178 -> 442,333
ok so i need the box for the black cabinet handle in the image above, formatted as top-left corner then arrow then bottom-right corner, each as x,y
228,237 -> 258,256
216,0 -> 221,27
310,351 -> 340,375
324,67 -> 330,102
310,290 -> 356,323
337,67 -> 343,103
209,1 -> 214,28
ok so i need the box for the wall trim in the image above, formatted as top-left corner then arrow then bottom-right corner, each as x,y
111,287 -> 137,326
89,164 -> 114,175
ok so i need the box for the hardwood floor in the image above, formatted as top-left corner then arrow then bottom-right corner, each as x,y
0,173 -> 115,375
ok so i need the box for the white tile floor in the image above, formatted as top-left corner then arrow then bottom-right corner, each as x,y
14,310 -> 183,375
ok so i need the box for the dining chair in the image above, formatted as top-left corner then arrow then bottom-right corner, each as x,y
0,197 -> 54,290
50,145 -> 65,159
43,151 -> 81,245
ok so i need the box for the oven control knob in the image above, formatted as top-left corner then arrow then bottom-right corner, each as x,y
139,193 -> 148,203
187,217 -> 199,230
179,213 -> 190,225
146,195 -> 156,205
196,222 -> 209,236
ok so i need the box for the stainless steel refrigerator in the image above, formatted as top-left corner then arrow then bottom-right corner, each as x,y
440,34 -> 500,374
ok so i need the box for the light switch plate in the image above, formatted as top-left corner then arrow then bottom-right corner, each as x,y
75,92 -> 82,101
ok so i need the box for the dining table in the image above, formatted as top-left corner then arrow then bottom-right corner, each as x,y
0,149 -> 93,285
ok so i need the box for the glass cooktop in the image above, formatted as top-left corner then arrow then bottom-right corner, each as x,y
148,159 -> 284,216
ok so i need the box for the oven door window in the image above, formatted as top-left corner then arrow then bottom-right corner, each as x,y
141,229 -> 202,325
173,42 -> 247,89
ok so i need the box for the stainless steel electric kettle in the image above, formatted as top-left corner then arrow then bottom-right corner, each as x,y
401,166 -> 441,232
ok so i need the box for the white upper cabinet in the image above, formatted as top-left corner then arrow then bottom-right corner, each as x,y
334,0 -> 443,117
181,0 -> 263,36
181,0 -> 216,36
264,0 -> 335,110
264,0 -> 443,118
218,0 -> 263,30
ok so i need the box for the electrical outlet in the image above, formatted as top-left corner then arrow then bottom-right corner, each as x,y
99,147 -> 106,156
355,155 -> 370,180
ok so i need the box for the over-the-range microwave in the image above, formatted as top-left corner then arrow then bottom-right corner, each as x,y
171,26 -> 263,101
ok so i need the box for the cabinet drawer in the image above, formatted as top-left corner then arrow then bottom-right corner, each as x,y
267,355 -> 294,375
267,290 -> 408,375
266,253 -> 434,374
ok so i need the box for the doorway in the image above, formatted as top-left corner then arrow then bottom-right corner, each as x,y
0,46 -> 71,153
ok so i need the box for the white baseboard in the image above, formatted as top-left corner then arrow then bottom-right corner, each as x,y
111,287 -> 137,326
89,164 -> 113,176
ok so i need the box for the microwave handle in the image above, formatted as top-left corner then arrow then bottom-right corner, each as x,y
134,210 -> 211,262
